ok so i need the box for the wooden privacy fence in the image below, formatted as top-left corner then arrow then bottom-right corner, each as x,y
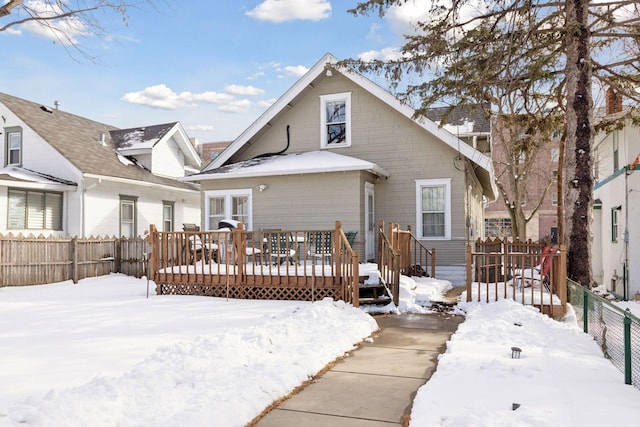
0,234 -> 148,287
377,222 -> 436,306
148,221 -> 360,306
466,237 -> 567,318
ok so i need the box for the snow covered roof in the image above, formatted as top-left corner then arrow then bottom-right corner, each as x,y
0,166 -> 77,190
426,104 -> 491,135
183,151 -> 389,181
110,123 -> 175,150
110,122 -> 202,170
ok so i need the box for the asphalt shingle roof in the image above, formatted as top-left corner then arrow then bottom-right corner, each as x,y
0,92 -> 197,191
426,104 -> 491,134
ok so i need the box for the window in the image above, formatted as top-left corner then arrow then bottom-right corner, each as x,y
162,201 -> 174,232
8,188 -> 62,230
551,192 -> 558,207
484,218 -> 512,238
611,207 -> 620,242
550,148 -> 559,162
320,92 -> 351,148
5,126 -> 22,166
416,179 -> 451,239
120,195 -> 137,238
204,189 -> 252,230
613,131 -> 619,170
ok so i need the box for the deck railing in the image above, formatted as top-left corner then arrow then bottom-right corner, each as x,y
148,221 -> 359,304
377,222 -> 437,305
466,238 -> 567,317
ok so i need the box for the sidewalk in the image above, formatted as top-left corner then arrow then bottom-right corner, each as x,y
253,310 -> 464,426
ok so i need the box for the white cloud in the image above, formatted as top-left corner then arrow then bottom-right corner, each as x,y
219,99 -> 252,113
282,65 -> 308,77
186,124 -> 216,132
246,0 -> 331,23
122,84 -> 234,110
256,98 -> 277,109
386,1 -> 430,36
247,71 -> 265,81
14,0 -> 90,44
359,47 -> 404,62
224,84 -> 265,96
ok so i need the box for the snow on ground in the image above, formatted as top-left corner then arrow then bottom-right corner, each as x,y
0,274 -> 377,426
1,273 -> 640,426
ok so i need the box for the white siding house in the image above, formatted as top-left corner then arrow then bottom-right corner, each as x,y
593,110 -> 640,300
0,93 -> 201,238
183,53 -> 497,284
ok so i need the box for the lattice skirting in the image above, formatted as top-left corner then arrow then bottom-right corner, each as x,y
157,282 -> 341,301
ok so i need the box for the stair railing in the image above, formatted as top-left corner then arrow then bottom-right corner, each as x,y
378,222 -> 401,306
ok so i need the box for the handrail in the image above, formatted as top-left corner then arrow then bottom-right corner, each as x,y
378,222 -> 401,306
335,221 -> 359,306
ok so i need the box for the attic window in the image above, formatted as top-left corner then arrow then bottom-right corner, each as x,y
320,92 -> 351,148
4,126 -> 22,166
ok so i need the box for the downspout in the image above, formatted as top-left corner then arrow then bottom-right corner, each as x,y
624,167 -> 629,300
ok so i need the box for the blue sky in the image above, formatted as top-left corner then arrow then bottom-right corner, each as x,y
0,1 -> 425,142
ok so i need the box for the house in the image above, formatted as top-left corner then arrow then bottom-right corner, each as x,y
592,89 -> 640,300
200,141 -> 232,163
182,53 -> 497,284
484,115 -> 561,241
0,92 -> 201,238
425,104 -> 492,154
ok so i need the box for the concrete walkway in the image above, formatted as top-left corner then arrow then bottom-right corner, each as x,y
253,311 -> 464,426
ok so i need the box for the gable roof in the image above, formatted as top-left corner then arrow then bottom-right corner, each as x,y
201,53 -> 496,199
0,92 -> 198,192
183,150 -> 389,181
426,104 -> 491,135
110,122 -> 202,169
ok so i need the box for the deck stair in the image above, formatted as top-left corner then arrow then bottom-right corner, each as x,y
358,274 -> 392,305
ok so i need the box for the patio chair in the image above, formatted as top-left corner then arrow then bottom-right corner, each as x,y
267,232 -> 297,265
345,231 -> 357,246
307,231 -> 333,264
513,246 -> 556,290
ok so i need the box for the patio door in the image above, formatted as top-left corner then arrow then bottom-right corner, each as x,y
365,183 -> 375,261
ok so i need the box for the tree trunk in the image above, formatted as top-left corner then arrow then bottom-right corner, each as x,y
564,0 -> 594,287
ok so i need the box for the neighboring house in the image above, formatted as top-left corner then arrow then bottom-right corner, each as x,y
0,92 -> 201,238
592,89 -> 640,300
200,141 -> 232,164
182,53 -> 497,284
484,115 -> 561,241
426,104 -> 492,155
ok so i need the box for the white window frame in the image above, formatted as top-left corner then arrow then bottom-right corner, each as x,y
415,178 -> 451,240
119,195 -> 137,238
320,92 -> 351,148
7,188 -> 63,230
162,201 -> 174,232
5,126 -> 22,166
204,189 -> 253,230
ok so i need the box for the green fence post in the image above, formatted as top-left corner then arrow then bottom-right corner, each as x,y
583,289 -> 589,333
624,309 -> 632,385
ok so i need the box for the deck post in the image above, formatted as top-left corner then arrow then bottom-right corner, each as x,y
352,251 -> 360,307
466,244 -> 472,302
149,224 -> 158,293
334,221 -> 342,273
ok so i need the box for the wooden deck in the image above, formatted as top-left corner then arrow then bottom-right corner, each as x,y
147,221 -> 436,307
149,222 -> 360,305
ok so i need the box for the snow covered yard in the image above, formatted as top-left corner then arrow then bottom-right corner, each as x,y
0,274 -> 377,426
1,273 -> 640,426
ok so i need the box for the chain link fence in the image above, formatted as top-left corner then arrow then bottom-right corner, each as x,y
567,279 -> 640,388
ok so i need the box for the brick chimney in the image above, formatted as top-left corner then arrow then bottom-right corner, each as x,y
606,87 -> 623,115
